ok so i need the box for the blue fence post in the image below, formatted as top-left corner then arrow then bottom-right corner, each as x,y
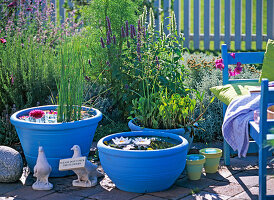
245,0 -> 252,50
174,0 -> 180,35
235,0 -> 242,50
204,0 -> 210,50
193,0 -> 200,49
267,0 -> 274,40
256,0 -> 263,49
225,0 -> 231,50
154,0 -> 161,32
183,0 -> 190,48
163,0 -> 171,35
59,0 -> 65,24
214,0 -> 220,50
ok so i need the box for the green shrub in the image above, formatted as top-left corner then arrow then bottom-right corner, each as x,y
0,37 -> 56,112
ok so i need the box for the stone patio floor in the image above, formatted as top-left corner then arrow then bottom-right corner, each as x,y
0,155 -> 273,200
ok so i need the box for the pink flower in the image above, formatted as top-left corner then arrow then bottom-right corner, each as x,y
229,68 -> 235,77
234,62 -> 242,75
215,59 -> 223,64
236,62 -> 242,67
8,1 -> 17,8
10,73 -> 14,85
230,53 -> 235,59
29,110 -> 45,119
215,59 -> 224,70
0,38 -> 6,44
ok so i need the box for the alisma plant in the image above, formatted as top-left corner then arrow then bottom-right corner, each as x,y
56,39 -> 85,122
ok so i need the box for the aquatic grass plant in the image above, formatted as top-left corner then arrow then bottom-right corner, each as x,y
56,39 -> 85,122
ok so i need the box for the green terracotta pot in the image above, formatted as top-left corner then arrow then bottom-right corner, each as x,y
186,154 -> 206,180
199,148 -> 222,174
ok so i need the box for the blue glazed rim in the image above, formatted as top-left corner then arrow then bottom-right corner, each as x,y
10,105 -> 102,130
97,131 -> 189,158
128,119 -> 188,135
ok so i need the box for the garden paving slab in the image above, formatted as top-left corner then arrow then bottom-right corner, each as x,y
219,156 -> 259,170
201,166 -> 241,181
203,182 -> 246,197
38,192 -> 85,200
131,194 -> 167,200
148,185 -> 191,200
230,186 -> 260,200
181,191 -> 230,200
226,172 -> 259,187
0,183 -> 23,195
175,177 -> 219,190
88,188 -> 141,200
2,186 -> 54,200
229,180 -> 274,200
63,185 -> 105,198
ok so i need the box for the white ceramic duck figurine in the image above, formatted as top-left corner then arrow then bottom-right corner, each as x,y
32,146 -> 53,190
71,145 -> 103,187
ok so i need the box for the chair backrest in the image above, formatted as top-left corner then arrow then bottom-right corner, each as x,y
260,79 -> 274,140
221,44 -> 265,85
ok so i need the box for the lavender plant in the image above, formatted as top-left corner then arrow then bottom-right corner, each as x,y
0,36 -> 56,112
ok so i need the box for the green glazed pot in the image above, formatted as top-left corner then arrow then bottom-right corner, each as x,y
199,148 -> 222,173
186,154 -> 206,180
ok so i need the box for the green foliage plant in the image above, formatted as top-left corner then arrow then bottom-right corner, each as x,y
127,8 -> 215,133
94,7 -> 189,118
130,88 -> 214,134
56,39 -> 85,122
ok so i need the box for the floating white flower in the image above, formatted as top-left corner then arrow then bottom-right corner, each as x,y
112,137 -> 132,146
133,137 -> 151,147
123,144 -> 135,150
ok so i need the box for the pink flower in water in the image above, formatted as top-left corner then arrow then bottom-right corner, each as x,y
0,38 -> 6,44
29,110 -> 45,119
215,59 -> 224,71
230,53 -> 236,59
19,116 -> 29,120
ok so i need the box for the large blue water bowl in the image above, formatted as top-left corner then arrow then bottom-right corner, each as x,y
97,131 -> 188,193
10,105 -> 102,177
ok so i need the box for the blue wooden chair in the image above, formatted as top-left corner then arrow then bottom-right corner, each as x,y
222,44 -> 274,200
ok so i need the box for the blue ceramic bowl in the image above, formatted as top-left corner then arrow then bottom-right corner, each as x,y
97,131 -> 188,193
10,105 -> 102,177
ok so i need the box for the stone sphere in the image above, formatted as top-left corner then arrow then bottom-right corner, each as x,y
0,146 -> 23,182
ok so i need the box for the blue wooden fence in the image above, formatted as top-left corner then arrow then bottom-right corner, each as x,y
2,0 -> 273,50
153,0 -> 274,50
